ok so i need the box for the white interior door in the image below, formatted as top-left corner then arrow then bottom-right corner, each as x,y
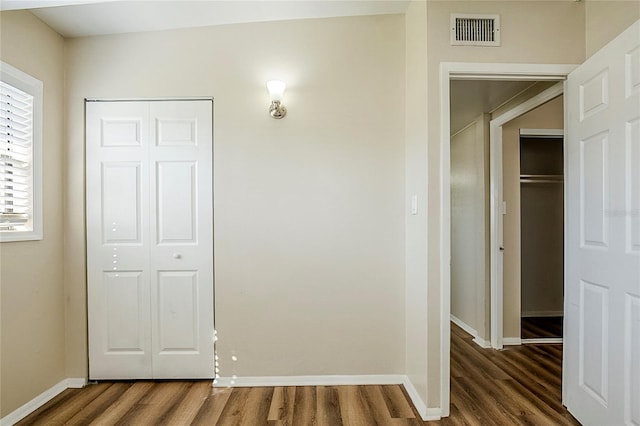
87,99 -> 214,380
564,20 -> 640,425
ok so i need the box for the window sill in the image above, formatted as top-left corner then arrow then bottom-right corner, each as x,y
0,230 -> 43,243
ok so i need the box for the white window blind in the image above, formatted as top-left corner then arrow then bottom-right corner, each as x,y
0,81 -> 33,231
0,61 -> 42,242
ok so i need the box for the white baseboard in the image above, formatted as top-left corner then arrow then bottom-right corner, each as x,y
213,374 -> 405,388
473,336 -> 492,348
401,376 -> 432,421
450,315 -> 491,349
0,378 -> 86,426
503,337 -> 522,346
450,314 -> 476,336
424,407 -> 443,421
521,311 -> 564,318
66,378 -> 87,388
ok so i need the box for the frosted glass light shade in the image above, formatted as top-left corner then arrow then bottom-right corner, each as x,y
267,80 -> 286,102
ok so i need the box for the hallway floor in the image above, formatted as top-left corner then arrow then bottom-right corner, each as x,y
430,323 -> 579,425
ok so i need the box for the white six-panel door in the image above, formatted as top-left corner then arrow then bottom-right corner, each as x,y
86,100 -> 214,379
564,20 -> 640,425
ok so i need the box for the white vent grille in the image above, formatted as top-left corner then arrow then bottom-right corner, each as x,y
451,14 -> 501,47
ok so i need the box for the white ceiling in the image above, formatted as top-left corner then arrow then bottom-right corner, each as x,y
450,80 -> 540,135
1,0 -> 411,38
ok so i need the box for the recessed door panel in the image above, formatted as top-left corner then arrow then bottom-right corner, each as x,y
580,132 -> 609,248
626,295 -> 640,425
156,162 -> 197,244
580,70 -> 608,121
579,280 -> 609,405
157,271 -> 199,353
105,271 -> 145,353
101,118 -> 142,147
157,119 -> 197,146
626,46 -> 640,98
102,162 -> 141,244
627,118 -> 640,254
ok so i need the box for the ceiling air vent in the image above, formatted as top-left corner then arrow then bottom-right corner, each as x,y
451,14 -> 501,47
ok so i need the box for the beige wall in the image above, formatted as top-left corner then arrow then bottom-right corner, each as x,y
420,0 -> 586,407
586,1 -> 640,57
404,0 -> 429,411
0,11 -> 66,417
4,2 -> 638,419
450,115 -> 489,341
64,14 -> 406,379
502,95 -> 564,338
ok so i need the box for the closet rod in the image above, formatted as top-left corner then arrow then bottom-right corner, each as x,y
520,174 -> 563,179
520,179 -> 564,184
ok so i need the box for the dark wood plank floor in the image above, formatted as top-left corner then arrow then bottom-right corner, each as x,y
16,383 -> 422,425
17,324 -> 579,425
432,323 -> 579,425
521,316 -> 564,339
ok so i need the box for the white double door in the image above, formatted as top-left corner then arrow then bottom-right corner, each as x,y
86,100 -> 214,379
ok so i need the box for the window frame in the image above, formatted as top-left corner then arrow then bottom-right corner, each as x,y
0,61 -> 43,242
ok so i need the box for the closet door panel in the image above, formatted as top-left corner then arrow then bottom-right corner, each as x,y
87,102 -> 152,379
149,100 -> 214,379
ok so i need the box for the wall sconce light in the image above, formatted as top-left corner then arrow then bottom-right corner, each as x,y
267,80 -> 287,119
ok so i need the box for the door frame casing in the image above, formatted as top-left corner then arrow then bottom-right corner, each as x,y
439,62 -> 578,416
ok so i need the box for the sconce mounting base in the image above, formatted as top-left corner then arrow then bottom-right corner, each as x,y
269,101 -> 287,119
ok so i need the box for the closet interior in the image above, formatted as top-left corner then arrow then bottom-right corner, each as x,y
519,133 -> 564,340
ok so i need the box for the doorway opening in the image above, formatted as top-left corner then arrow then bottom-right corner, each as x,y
439,63 -> 577,417
448,78 -> 568,421
448,79 -> 566,349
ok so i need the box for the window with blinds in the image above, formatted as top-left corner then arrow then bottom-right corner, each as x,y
1,81 -> 33,231
0,62 -> 42,242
